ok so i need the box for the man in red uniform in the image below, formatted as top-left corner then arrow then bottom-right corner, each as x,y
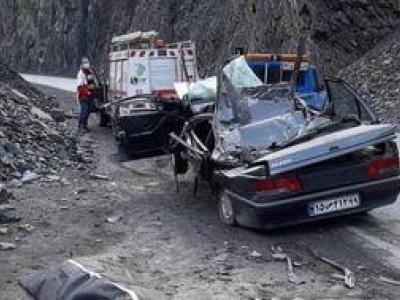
76,58 -> 95,132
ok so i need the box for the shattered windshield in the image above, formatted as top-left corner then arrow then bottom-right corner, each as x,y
217,56 -> 331,154
222,56 -> 263,89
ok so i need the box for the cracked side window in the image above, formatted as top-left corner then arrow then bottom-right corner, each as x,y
327,80 -> 374,123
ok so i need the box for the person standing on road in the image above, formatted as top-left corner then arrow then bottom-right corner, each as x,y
76,57 -> 94,132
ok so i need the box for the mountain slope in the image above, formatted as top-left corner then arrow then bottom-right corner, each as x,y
1,0 -> 399,75
339,28 -> 400,124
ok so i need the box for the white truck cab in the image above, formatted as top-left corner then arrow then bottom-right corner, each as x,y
108,31 -> 198,101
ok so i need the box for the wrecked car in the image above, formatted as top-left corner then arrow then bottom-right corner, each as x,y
110,94 -> 188,156
105,32 -> 199,156
170,55 -> 400,229
109,78 -> 216,156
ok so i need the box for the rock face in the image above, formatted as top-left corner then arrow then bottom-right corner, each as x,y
0,61 -> 77,182
339,29 -> 400,125
1,0 -> 399,76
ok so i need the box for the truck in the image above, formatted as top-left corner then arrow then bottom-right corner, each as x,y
245,53 -> 326,110
105,31 -> 200,156
108,31 -> 198,100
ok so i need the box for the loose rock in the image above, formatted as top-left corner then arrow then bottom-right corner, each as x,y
21,171 -> 42,184
0,62 -> 79,182
0,186 -> 13,203
0,205 -> 21,223
0,242 -> 16,250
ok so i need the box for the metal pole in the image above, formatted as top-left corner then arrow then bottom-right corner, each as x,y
291,4 -> 312,98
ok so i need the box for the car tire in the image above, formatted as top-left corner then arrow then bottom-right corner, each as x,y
172,152 -> 188,175
218,190 -> 237,226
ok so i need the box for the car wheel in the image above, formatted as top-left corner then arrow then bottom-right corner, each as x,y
218,190 -> 237,226
172,152 -> 188,175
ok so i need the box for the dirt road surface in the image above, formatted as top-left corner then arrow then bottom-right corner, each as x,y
2,79 -> 400,299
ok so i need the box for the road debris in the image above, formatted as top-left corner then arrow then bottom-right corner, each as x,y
89,173 -> 109,181
0,227 -> 8,235
21,171 -> 42,184
0,204 -> 21,223
76,137 -> 96,167
31,106 -> 54,121
379,275 -> 400,286
271,246 -> 304,284
7,179 -> 23,188
74,187 -> 88,195
60,178 -> 70,186
44,175 -> 61,182
0,242 -> 16,250
48,107 -> 66,122
18,223 -> 34,232
0,186 -> 13,203
313,252 -> 355,289
250,250 -> 262,258
106,216 -> 123,223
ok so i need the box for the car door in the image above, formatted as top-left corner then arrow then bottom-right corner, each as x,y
325,78 -> 378,124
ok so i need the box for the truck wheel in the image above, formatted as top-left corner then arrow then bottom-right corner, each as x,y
172,152 -> 188,175
99,112 -> 109,127
218,190 -> 237,226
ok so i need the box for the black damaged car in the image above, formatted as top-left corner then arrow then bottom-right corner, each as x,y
169,55 -> 400,229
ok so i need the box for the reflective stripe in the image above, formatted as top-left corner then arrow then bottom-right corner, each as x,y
68,260 -> 139,300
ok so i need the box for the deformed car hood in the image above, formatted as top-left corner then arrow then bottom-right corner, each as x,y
252,124 -> 396,175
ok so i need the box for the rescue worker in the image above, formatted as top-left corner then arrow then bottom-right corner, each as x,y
76,57 -> 95,132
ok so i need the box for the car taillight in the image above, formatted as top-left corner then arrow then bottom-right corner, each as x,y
255,175 -> 302,194
366,157 -> 399,179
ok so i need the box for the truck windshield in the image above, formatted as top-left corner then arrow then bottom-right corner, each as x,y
222,56 -> 263,89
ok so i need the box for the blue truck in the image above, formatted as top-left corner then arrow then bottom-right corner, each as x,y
246,54 -> 327,111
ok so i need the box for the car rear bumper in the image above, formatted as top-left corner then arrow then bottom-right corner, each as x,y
225,176 -> 400,229
118,113 -> 178,154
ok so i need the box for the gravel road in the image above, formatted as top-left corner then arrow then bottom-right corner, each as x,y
2,79 -> 400,299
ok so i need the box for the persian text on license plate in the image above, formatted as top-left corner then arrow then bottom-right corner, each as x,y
309,194 -> 361,217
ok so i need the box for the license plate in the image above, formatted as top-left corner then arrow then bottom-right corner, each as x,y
309,194 -> 361,217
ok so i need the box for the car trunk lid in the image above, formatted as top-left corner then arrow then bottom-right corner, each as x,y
253,124 -> 396,176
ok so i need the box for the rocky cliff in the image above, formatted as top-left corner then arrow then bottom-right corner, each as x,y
339,28 -> 400,125
1,0 -> 400,76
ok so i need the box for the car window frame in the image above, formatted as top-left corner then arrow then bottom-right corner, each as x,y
325,77 -> 378,124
